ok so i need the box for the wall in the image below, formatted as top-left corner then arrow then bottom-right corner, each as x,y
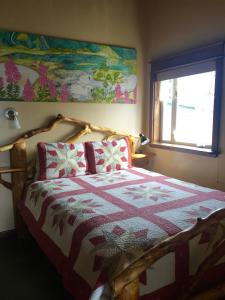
142,0 -> 225,191
0,0 -> 144,231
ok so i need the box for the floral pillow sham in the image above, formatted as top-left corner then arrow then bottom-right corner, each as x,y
36,142 -> 88,180
85,138 -> 131,174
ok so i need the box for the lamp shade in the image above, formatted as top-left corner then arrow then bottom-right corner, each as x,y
139,133 -> 150,145
4,107 -> 21,129
9,115 -> 21,129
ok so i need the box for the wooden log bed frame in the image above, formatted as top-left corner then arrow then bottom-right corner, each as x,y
0,114 -> 225,300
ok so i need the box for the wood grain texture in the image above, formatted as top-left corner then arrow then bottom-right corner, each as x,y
180,238 -> 225,300
116,279 -> 139,300
0,167 -> 25,174
10,142 -> 28,238
0,114 -> 139,154
0,174 -> 12,190
0,166 -> 25,189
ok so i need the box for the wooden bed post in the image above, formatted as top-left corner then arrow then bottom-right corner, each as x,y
10,142 -> 28,238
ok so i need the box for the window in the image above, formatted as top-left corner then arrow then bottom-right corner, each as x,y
150,42 -> 224,156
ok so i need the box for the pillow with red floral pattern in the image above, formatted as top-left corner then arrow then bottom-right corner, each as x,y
36,142 -> 88,180
85,138 -> 131,174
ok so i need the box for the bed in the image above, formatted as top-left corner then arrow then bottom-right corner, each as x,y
1,114 -> 225,300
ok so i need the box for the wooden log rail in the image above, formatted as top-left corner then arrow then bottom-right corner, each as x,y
0,167 -> 25,190
0,114 -> 140,155
110,207 -> 225,300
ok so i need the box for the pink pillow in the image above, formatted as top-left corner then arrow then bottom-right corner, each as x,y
85,138 -> 131,174
36,142 -> 88,180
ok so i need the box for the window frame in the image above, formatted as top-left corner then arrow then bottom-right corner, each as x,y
150,42 -> 224,157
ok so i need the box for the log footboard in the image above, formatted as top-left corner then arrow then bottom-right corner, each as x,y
111,208 -> 225,300
117,279 -> 139,300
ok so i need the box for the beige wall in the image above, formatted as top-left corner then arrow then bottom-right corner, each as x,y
0,0 -> 144,231
142,0 -> 225,191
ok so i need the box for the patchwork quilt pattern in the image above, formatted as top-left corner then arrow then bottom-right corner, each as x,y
85,138 -> 131,174
19,167 -> 225,300
36,142 -> 88,180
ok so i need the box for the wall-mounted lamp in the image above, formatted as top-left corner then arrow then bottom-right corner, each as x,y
139,133 -> 150,145
2,107 -> 21,129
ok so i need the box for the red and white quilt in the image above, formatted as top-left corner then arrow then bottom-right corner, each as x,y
19,167 -> 225,300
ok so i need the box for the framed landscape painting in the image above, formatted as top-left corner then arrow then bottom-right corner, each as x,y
0,29 -> 137,104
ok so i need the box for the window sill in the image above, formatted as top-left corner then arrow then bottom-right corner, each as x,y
150,142 -> 219,157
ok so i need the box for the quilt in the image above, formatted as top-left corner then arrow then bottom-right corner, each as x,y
19,167 -> 225,300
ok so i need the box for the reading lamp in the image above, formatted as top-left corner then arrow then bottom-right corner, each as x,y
2,107 -> 21,129
139,133 -> 150,145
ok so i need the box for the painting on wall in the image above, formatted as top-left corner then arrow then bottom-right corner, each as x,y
0,29 -> 137,104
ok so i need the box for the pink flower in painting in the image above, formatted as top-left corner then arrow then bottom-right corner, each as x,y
38,63 -> 49,87
124,90 -> 130,104
133,84 -> 137,103
5,58 -> 21,84
39,63 -> 48,77
0,77 -> 4,89
60,84 -> 69,102
115,83 -> 122,102
22,79 -> 35,101
48,80 -> 57,98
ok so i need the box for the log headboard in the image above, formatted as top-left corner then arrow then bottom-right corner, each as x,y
0,114 -> 143,236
